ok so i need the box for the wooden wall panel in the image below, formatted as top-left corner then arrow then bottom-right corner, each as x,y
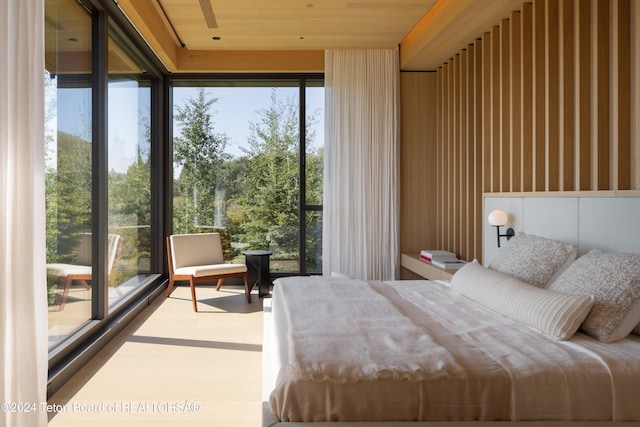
482,32 -> 492,194
453,54 -> 461,254
547,0 -> 560,191
522,3 -> 534,192
633,0 -> 640,190
533,0 -> 546,191
578,0 -> 592,190
402,0 -> 638,265
596,0 -> 610,190
501,20 -> 511,192
561,0 -> 575,191
460,48 -> 469,258
510,11 -> 522,192
473,40 -> 484,260
442,62 -> 450,249
436,69 -> 443,245
492,26 -> 502,192
399,73 -> 438,256
617,0 -> 631,190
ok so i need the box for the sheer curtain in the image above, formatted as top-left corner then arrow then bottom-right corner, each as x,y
323,49 -> 400,280
1,1 -> 48,426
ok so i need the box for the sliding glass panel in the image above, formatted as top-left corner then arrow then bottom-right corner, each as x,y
45,0 -> 93,348
107,19 -> 153,312
305,81 -> 324,206
172,82 -> 302,272
304,80 -> 324,273
305,210 -> 323,273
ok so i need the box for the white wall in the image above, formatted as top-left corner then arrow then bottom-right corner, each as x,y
483,196 -> 640,266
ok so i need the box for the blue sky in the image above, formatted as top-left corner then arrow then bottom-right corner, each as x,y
49,81 -> 324,173
172,85 -> 325,158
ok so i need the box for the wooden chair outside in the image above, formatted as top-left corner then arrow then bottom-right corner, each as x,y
166,233 -> 251,312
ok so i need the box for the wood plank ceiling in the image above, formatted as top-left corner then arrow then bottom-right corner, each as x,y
114,0 -> 526,72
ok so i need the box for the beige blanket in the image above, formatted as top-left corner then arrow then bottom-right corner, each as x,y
268,278 -> 640,423
274,276 -> 464,383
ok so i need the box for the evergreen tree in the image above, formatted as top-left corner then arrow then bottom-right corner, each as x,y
236,89 -> 319,258
173,88 -> 230,233
55,132 -> 92,261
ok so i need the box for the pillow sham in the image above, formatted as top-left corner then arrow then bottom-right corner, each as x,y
548,249 -> 640,342
451,260 -> 594,340
488,233 -> 577,288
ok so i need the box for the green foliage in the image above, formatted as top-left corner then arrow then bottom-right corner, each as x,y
236,90 -> 301,253
46,127 -> 153,290
48,132 -> 92,263
171,87 -> 323,271
173,88 -> 230,234
109,147 -> 152,281
47,276 -> 59,306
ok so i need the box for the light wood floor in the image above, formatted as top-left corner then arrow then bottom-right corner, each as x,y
48,284 -> 264,426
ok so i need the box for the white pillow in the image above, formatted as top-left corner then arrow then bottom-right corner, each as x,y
548,249 -> 640,342
452,260 -> 594,340
489,233 -> 577,288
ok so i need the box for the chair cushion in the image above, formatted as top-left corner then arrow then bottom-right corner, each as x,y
47,263 -> 92,277
174,263 -> 247,278
170,233 -> 225,270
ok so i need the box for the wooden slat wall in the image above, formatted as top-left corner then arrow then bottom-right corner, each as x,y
424,0 -> 638,263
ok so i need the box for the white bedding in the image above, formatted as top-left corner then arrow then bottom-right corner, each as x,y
265,277 -> 640,424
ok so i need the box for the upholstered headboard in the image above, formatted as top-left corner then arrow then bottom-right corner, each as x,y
483,195 -> 640,266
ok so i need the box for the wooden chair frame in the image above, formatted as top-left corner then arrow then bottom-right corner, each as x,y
166,236 -> 252,312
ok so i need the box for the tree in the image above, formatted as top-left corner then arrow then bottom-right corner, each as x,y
173,88 -> 230,233
233,89 -> 319,259
54,132 -> 92,261
108,147 -> 152,280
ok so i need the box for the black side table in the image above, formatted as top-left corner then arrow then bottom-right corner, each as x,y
243,250 -> 272,298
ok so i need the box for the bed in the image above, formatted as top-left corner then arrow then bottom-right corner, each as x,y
262,196 -> 640,426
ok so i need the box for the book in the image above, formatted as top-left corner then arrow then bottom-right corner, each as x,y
430,259 -> 468,270
420,250 -> 457,262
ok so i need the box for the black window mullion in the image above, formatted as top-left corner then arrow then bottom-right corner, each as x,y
149,77 -> 169,273
91,9 -> 108,319
299,78 -> 307,274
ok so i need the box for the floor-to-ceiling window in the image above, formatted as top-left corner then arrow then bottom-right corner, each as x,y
45,0 -> 164,384
107,20 -> 154,312
45,0 -> 94,348
43,0 -> 322,396
171,77 -> 323,275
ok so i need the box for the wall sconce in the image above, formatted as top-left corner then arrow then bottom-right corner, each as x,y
488,210 -> 515,248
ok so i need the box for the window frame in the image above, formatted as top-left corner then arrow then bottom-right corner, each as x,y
46,0 -> 324,398
47,0 -> 167,394
167,74 -> 324,277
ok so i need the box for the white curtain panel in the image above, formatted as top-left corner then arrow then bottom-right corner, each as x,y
0,0 -> 48,426
323,49 -> 400,280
